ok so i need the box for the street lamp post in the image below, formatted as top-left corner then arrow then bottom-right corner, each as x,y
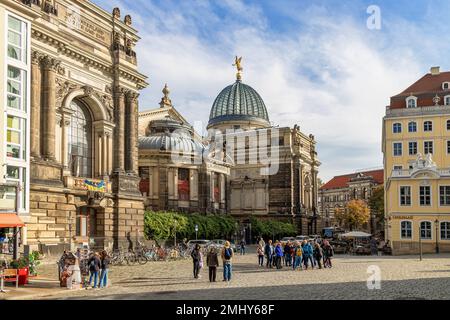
419,224 -> 423,261
195,224 -> 198,240
435,219 -> 439,254
174,220 -> 177,247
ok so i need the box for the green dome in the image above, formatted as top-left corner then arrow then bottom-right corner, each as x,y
208,80 -> 270,128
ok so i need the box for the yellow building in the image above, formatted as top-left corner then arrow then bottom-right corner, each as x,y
383,66 -> 450,255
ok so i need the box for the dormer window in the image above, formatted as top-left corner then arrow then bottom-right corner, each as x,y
445,95 -> 450,106
443,82 -> 450,90
406,96 -> 417,108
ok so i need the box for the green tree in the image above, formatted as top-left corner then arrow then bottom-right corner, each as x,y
368,186 -> 384,222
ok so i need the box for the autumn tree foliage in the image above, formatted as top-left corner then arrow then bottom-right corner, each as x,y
345,199 -> 370,230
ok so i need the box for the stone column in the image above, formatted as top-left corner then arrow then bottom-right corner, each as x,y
30,51 -> 42,158
114,87 -> 126,172
42,56 -> 60,161
126,91 -> 139,174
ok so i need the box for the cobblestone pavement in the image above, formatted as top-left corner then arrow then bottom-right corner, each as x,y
32,251 -> 450,300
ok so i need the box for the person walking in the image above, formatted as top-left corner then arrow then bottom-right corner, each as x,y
274,241 -> 284,269
370,238 -> 378,256
191,244 -> 202,279
313,243 -> 323,269
88,252 -> 101,288
264,240 -> 274,268
258,237 -> 265,249
284,241 -> 292,267
322,240 -> 334,268
293,242 -> 303,270
239,239 -> 246,255
221,241 -> 234,282
257,244 -> 264,267
302,240 -> 314,270
206,247 -> 219,282
99,250 -> 110,288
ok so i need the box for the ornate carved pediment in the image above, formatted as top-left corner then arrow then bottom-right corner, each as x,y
56,78 -> 78,107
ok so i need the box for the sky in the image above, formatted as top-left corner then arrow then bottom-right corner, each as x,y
93,0 -> 450,182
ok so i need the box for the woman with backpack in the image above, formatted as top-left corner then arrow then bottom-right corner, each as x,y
191,244 -> 202,279
87,252 -> 101,288
302,240 -> 314,270
221,241 -> 234,282
293,242 -> 303,271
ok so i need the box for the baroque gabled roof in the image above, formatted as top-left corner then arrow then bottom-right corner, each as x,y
320,169 -> 384,191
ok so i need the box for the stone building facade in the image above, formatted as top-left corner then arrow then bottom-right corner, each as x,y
319,169 -> 384,233
206,62 -> 321,239
6,0 -> 148,254
138,85 -> 232,214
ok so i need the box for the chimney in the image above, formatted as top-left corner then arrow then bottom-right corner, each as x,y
430,66 -> 440,75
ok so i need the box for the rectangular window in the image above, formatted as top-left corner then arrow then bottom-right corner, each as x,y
393,143 -> 402,156
440,186 -> 450,206
400,186 -> 411,206
424,141 -> 433,154
178,168 -> 190,201
420,186 -> 431,206
424,121 -> 433,132
420,221 -> 432,239
7,15 -> 27,63
4,13 -> 30,214
447,141 -> 450,154
408,142 -> 417,155
393,165 -> 403,170
6,116 -> 26,160
441,222 -> 450,240
401,221 -> 412,239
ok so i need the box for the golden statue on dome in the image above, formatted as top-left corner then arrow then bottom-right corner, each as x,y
233,56 -> 243,81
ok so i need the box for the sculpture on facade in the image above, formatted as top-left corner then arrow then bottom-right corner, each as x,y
113,7 -> 121,19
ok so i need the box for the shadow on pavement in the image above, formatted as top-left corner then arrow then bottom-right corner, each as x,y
53,277 -> 450,300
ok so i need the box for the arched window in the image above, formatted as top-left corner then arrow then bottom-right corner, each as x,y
408,121 -> 417,133
69,100 -> 92,178
406,96 -> 417,108
393,123 -> 402,133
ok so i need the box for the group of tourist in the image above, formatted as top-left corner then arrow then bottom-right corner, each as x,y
257,238 -> 334,270
59,249 -> 110,290
191,241 -> 234,282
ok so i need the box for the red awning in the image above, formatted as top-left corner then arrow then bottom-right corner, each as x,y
0,214 -> 25,228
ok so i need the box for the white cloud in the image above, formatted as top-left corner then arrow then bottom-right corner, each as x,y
94,0 -> 435,181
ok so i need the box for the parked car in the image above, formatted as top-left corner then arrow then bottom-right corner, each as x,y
210,239 -> 237,252
280,237 -> 296,245
295,235 -> 308,242
186,239 -> 211,250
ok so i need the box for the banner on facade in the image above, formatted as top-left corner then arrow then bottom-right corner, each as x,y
84,179 -> 106,192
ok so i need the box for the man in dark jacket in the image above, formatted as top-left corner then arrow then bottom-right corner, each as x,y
191,244 -> 201,279
88,252 -> 101,288
99,251 -> 110,288
264,240 -> 274,268
206,247 -> 219,282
